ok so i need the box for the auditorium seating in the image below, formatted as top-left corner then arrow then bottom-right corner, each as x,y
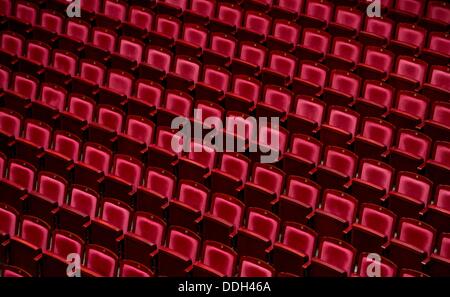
0,0 -> 448,278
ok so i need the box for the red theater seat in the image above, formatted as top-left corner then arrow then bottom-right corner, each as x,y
352,80 -> 394,118
322,70 -> 361,107
421,66 -> 450,104
0,159 -> 36,211
122,5 -> 154,38
355,253 -> 398,277
14,119 -> 52,167
203,32 -> 237,67
184,0 -> 216,25
210,153 -> 250,197
0,265 -> 31,277
347,159 -> 394,205
30,83 -> 66,126
110,36 -> 145,71
387,172 -> 432,219
103,154 -> 143,205
195,65 -> 231,102
41,230 -> 85,276
244,163 -> 286,211
421,185 -> 450,235
83,27 -> 117,65
166,55 -> 201,92
209,2 -> 243,34
156,0 -> 188,17
0,31 -> 24,67
282,133 -> 323,177
236,207 -> 280,260
178,141 -> 217,182
175,23 -> 209,58
189,240 -> 238,277
96,0 -> 128,29
249,124 -> 288,164
224,74 -> 262,114
73,142 -> 112,192
70,59 -> 105,97
156,89 -> 193,127
202,193 -> 245,245
311,146 -> 358,191
88,104 -> 125,148
298,0 -> 334,29
26,171 -> 67,225
136,167 -> 176,217
386,90 -> 429,130
119,259 -> 154,277
89,198 -> 133,253
0,64 -> 11,92
421,141 -> 450,193
387,129 -> 431,173
148,14 -> 182,47
387,56 -> 428,91
0,108 -> 22,153
295,28 -> 331,61
31,8 -> 64,42
0,0 -> 11,17
355,46 -> 394,80
123,212 -> 166,268
320,105 -> 360,148
11,1 -> 38,29
388,0 -> 424,23
279,174 -> 321,224
127,79 -> 164,119
323,37 -> 362,70
256,85 -> 293,121
287,95 -> 326,135
82,244 -> 118,277
57,185 -> 100,237
388,23 -> 426,57
147,126 -> 184,172
423,233 -> 450,277
383,218 -> 436,271
231,41 -> 268,76
420,32 -> 450,67
58,94 -> 95,138
271,223 -> 317,275
18,40 -> 51,76
168,180 -> 210,231
305,237 -> 356,277
140,46 -> 174,82
8,216 -> 50,275
328,6 -> 364,37
116,115 -> 155,159
270,0 -> 305,20
352,117 -> 395,161
292,60 -> 328,96
4,73 -> 39,116
266,19 -> 301,51
158,226 -> 201,276
238,256 -> 275,277
0,203 -> 19,257
307,189 -> 358,239
237,11 -> 272,43
419,1 -> 450,32
349,203 -> 397,254
58,19 -> 91,53
99,70 -> 134,108
420,100 -> 450,142
261,51 -> 297,87
80,0 -> 102,14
